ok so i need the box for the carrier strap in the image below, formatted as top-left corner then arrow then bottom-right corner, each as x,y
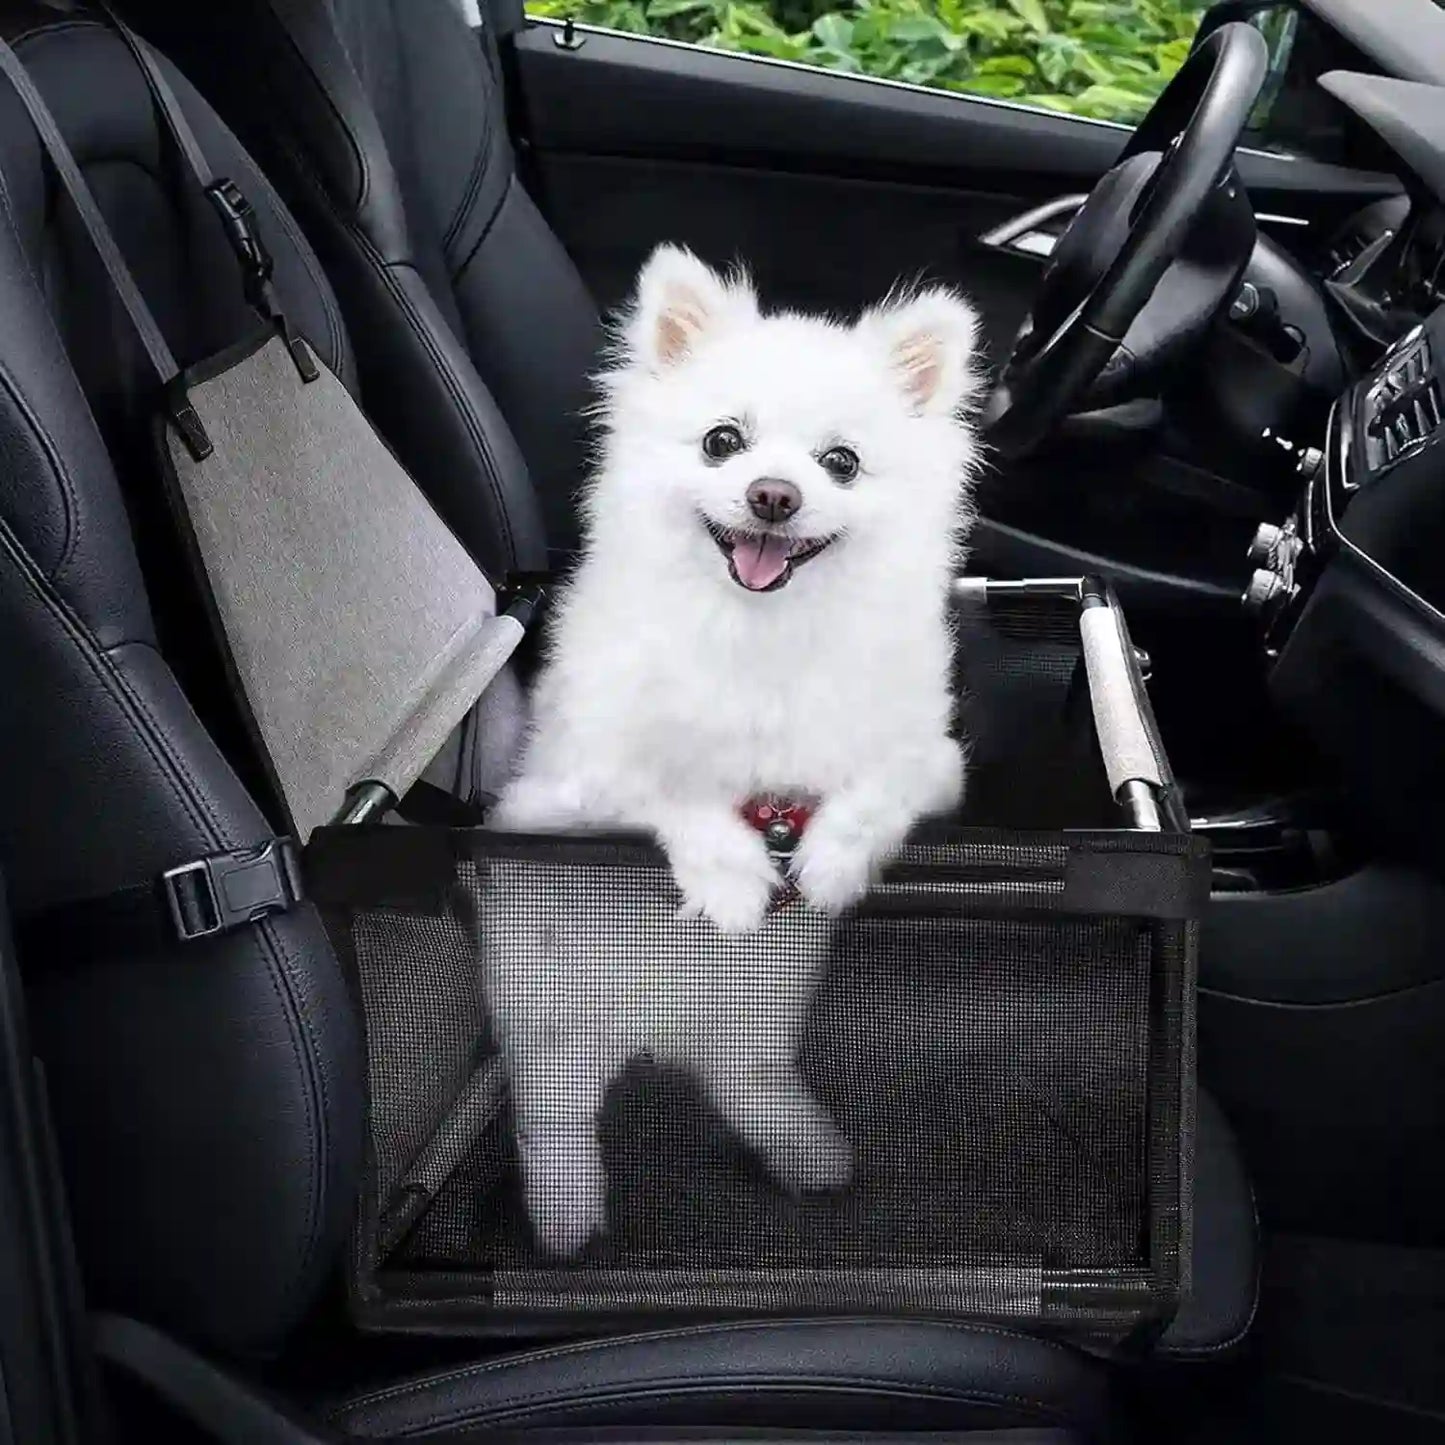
18,840 -> 304,959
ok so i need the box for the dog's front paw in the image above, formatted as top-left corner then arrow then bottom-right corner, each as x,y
522,1140 -> 608,1258
790,822 -> 878,916
666,818 -> 780,933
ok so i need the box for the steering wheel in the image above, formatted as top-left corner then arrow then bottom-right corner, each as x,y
984,22 -> 1270,457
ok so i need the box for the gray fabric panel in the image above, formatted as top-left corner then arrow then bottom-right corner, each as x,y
1079,606 -> 1164,797
418,659 -> 528,807
464,659 -> 530,804
164,335 -> 508,838
364,612 -> 524,804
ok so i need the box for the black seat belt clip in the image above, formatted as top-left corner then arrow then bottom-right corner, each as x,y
206,179 -> 272,304
205,178 -> 319,383
165,383 -> 214,461
161,838 -> 304,942
497,571 -> 553,629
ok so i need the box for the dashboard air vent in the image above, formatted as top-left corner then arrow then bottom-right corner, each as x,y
1364,337 -> 1442,472
1328,230 -> 1374,277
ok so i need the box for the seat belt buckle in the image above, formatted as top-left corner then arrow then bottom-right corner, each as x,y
205,178 -> 273,294
497,571 -> 553,629
205,177 -> 320,383
161,839 -> 304,942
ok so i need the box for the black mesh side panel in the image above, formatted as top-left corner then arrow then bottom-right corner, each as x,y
952,595 -> 1117,831
351,906 -> 485,1212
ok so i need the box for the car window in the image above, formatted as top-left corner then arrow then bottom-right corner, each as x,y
526,0 -> 1207,124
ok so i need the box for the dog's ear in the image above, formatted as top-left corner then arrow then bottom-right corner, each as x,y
627,244 -> 757,370
865,287 -> 980,416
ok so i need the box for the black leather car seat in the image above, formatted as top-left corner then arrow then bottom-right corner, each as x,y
120,0 -> 598,569
0,4 -> 1127,1438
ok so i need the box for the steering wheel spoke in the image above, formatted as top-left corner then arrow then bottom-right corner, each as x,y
986,23 -> 1268,457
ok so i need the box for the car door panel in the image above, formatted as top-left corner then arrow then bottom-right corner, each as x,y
512,23 -> 1400,336
529,150 -> 1040,367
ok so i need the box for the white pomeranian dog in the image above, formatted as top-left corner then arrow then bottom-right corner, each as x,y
487,244 -> 982,1254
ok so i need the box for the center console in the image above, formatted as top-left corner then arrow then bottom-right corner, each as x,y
1242,305 -> 1445,864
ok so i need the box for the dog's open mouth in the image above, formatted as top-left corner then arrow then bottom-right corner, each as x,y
703,520 -> 836,593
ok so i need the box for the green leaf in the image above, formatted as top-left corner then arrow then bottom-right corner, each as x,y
954,73 -> 1028,96
887,13 -> 950,41
1071,82 -> 1156,119
1005,0 -> 1050,35
737,30 -> 807,57
951,11 -> 1023,41
810,11 -> 854,49
977,54 -> 1036,77
644,0 -> 713,16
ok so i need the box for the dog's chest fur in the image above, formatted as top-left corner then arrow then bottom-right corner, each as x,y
538,558 -> 956,798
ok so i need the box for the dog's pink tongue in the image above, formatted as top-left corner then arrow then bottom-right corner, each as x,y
730,534 -> 793,591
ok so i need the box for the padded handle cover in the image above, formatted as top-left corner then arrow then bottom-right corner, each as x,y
1079,602 -> 1165,797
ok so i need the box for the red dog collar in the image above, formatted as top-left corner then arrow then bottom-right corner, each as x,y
740,798 -> 810,912
740,798 -> 812,849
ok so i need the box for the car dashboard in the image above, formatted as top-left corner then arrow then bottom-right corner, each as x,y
1248,303 -> 1445,863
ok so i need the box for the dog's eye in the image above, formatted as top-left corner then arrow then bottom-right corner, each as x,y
702,424 -> 746,461
818,446 -> 860,484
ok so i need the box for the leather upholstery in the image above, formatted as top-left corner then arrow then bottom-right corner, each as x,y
0,4 -> 363,1358
316,1097 -> 1251,1442
326,1320 -> 1112,1441
1156,1091 -> 1260,1359
120,0 -> 598,567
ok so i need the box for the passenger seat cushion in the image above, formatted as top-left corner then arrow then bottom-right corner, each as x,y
1155,1090 -> 1260,1359
325,1320 -> 1113,1440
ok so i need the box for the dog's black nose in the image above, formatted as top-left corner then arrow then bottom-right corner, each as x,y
746,478 -> 801,524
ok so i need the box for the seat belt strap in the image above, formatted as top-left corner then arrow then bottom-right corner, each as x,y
17,840 -> 304,959
0,35 -> 211,452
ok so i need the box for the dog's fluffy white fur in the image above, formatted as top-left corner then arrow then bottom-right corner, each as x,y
488,244 -> 982,1253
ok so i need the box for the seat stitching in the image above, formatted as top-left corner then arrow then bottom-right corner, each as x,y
0,329 -> 81,588
437,67 -> 492,258
260,0 -> 372,212
360,1379 -> 1073,1438
261,125 -> 522,575
1156,1132 -> 1260,1358
440,115 -> 490,260
0,527 -> 328,1335
6,19 -> 115,583
1154,1274 -> 1259,1358
448,171 -> 515,292
376,244 -> 519,570
331,1317 -> 1086,1414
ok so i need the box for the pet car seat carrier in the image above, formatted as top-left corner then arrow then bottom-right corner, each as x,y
4,13 -> 1206,1351
309,579 -> 1205,1348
